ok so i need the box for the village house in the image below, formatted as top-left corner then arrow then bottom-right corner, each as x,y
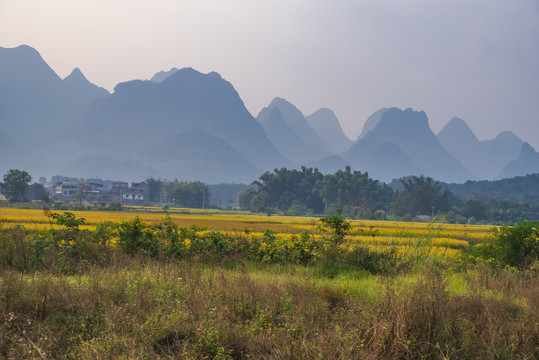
51,180 -> 149,205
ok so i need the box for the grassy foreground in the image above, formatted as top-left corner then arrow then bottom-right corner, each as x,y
0,210 -> 538,359
2,259 -> 538,359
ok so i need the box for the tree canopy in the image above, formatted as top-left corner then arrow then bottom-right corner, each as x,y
2,169 -> 33,202
392,176 -> 454,216
238,167 -> 394,218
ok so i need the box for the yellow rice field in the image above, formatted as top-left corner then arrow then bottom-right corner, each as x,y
0,206 -> 495,258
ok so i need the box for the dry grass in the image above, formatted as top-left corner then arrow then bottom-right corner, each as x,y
1,261 -> 537,359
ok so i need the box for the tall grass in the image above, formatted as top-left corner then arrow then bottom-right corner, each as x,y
0,215 -> 537,358
1,261 -> 537,359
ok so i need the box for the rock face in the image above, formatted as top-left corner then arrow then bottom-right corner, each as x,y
80,68 -> 289,182
498,143 -> 539,179
344,108 -> 472,183
437,117 -> 523,179
306,108 -> 353,154
257,97 -> 333,162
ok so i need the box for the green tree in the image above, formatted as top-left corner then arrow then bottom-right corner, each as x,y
461,199 -> 487,220
394,176 -> 453,216
238,166 -> 393,216
26,183 -> 50,202
238,188 -> 257,211
145,177 -> 164,203
495,221 -> 539,268
244,167 -> 325,213
167,180 -> 210,208
318,209 -> 352,245
317,166 -> 393,217
2,169 -> 32,202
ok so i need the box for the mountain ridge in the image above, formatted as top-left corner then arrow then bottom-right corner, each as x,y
81,67 -> 291,177
437,117 -> 523,179
2,44 -> 538,185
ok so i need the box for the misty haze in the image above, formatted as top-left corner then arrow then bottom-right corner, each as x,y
1,1 -> 539,359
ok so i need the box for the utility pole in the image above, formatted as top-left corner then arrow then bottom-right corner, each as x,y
202,191 -> 205,209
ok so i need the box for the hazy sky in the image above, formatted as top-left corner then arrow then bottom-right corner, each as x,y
1,0 -> 539,147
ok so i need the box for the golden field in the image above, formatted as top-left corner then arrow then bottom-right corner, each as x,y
0,206 -> 495,259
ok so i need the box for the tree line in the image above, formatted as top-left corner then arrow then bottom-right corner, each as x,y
238,167 -> 453,219
3,167 -> 539,224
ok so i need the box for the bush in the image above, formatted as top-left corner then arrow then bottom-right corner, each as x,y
318,209 -> 351,245
495,220 -> 539,269
108,202 -> 123,211
53,201 -> 68,210
117,217 -> 159,257
466,221 -> 539,269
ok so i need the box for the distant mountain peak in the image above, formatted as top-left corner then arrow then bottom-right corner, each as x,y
306,108 -> 352,154
357,108 -> 390,141
352,107 -> 473,183
438,116 -> 479,143
159,67 -> 225,85
150,67 -> 224,84
70,67 -> 84,76
115,68 -> 228,95
4,44 -> 40,57
0,43 -> 62,83
520,142 -> 536,159
257,97 -> 333,156
375,107 -> 430,133
445,116 -> 473,131
207,71 -> 223,79
150,67 -> 179,83
494,131 -> 523,147
497,142 -> 539,179
266,97 -> 290,109
64,67 -> 88,83
63,67 -> 109,98
357,108 -> 390,140
312,107 -> 334,117
83,66 -> 289,173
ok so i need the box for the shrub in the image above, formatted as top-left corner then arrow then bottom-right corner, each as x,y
466,221 -> 539,269
52,201 -> 68,210
117,217 -> 159,257
318,209 -> 351,245
108,202 -> 123,211
494,220 -> 539,269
